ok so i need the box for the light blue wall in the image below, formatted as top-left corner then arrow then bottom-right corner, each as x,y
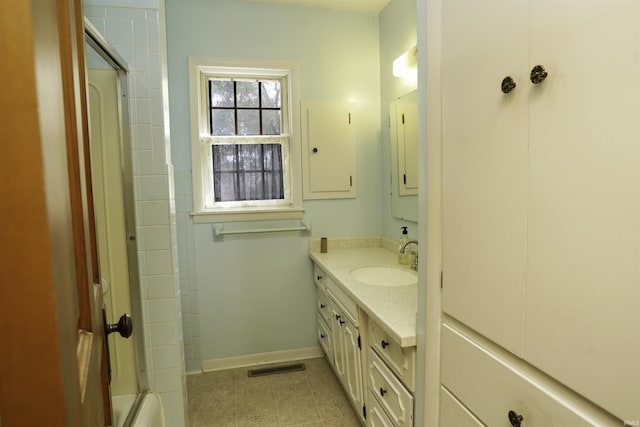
165,0 -> 384,366
379,0 -> 419,242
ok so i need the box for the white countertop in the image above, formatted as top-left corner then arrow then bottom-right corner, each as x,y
310,246 -> 418,347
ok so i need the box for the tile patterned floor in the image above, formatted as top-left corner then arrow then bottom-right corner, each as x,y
187,357 -> 363,427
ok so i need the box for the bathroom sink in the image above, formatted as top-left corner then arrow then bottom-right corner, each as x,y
349,266 -> 417,287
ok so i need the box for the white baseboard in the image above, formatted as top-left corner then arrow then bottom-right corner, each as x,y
200,346 -> 324,372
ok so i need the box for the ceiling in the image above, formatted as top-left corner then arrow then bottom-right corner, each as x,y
241,0 -> 391,13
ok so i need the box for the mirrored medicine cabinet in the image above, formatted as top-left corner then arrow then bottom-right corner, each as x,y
390,90 -> 418,222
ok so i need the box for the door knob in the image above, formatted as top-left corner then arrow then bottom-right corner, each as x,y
530,65 -> 548,84
106,313 -> 133,338
508,410 -> 524,427
501,76 -> 516,94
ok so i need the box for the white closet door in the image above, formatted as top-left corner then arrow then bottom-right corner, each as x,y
442,0 -> 530,355
525,1 -> 640,420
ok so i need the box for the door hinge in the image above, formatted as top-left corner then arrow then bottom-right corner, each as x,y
357,335 -> 361,350
441,271 -> 443,289
402,113 -> 405,124
363,404 -> 367,419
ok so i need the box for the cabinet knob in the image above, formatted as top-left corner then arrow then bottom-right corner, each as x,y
335,314 -> 341,321
320,304 -> 326,309
381,340 -> 389,349
379,387 -> 387,397
320,334 -> 326,339
316,275 -> 323,281
312,147 -> 318,153
501,76 -> 517,94
530,65 -> 548,84
339,319 -> 345,325
508,410 -> 524,427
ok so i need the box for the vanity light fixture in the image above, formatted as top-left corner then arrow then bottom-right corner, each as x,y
392,45 -> 417,80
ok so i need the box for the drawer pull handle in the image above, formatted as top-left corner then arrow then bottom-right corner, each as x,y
316,275 -> 323,281
335,314 -> 341,321
381,340 -> 389,349
320,334 -> 326,339
379,387 -> 387,397
508,410 -> 524,427
320,304 -> 326,309
339,319 -> 345,325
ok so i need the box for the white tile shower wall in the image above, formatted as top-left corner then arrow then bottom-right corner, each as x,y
174,170 -> 202,374
85,4 -> 187,426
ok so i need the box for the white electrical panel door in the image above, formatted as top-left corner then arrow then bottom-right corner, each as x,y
302,102 -> 356,199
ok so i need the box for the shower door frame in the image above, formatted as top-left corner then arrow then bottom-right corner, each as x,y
84,17 -> 149,425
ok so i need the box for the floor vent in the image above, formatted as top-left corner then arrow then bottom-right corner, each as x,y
247,363 -> 306,378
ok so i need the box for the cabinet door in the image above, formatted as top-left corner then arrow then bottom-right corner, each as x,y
330,303 -> 347,382
342,317 -> 363,411
301,102 -> 356,200
442,0 -> 530,355
397,97 -> 418,196
525,1 -> 640,420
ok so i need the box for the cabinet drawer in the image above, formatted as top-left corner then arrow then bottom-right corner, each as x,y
313,264 -> 326,286
327,277 -> 358,326
439,386 -> 484,427
369,319 -> 416,391
441,322 -> 619,427
317,316 -> 333,360
367,390 -> 395,427
368,349 -> 413,427
316,285 -> 331,325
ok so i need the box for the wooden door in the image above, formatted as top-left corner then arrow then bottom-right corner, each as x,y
0,0 -> 110,425
524,1 -> 640,420
441,0 -> 530,356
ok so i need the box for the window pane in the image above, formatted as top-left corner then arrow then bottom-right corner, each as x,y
236,81 -> 259,107
212,144 -> 284,202
237,110 -> 260,135
209,80 -> 234,107
261,110 -> 281,135
211,110 -> 235,135
261,81 -> 281,108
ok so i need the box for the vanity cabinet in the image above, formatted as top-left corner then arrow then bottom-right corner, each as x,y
313,264 -> 365,423
441,0 -> 640,422
366,318 -> 414,427
312,258 -> 417,426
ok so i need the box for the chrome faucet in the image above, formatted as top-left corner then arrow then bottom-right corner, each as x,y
399,240 -> 418,271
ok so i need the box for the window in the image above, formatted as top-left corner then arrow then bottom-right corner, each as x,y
189,58 -> 303,222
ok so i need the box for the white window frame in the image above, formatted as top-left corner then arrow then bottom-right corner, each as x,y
188,57 -> 304,223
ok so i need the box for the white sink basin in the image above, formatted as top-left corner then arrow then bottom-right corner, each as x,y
349,266 -> 417,287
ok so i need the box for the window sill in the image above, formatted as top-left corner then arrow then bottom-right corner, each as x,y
190,207 -> 305,224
